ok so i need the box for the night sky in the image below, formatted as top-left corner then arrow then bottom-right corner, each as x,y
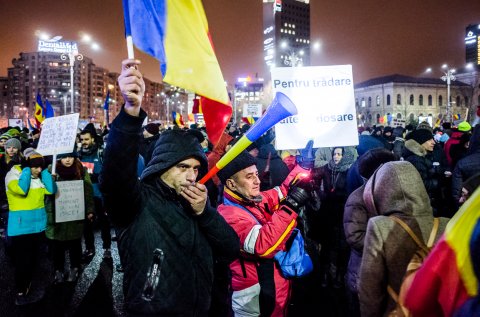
0,0 -> 479,86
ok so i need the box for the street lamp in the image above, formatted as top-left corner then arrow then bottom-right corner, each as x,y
441,64 -> 456,123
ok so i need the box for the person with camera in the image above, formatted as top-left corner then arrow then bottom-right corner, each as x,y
216,144 -> 313,317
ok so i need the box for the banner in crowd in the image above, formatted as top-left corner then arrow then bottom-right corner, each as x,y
8,118 -> 23,128
243,104 -> 263,118
37,113 -> 79,156
271,65 -> 358,150
55,180 -> 85,223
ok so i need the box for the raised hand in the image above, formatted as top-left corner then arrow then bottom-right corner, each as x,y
118,59 -> 145,116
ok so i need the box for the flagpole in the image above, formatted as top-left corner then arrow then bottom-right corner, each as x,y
126,36 -> 135,59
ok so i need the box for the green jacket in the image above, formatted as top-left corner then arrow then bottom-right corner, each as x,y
45,166 -> 94,241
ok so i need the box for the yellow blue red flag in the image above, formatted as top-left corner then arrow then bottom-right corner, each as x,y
122,0 -> 232,145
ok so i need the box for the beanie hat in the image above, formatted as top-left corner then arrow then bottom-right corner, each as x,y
417,121 -> 433,133
23,147 -> 45,168
5,138 -> 21,151
0,133 -> 11,141
217,151 -> 257,184
407,129 -> 433,145
144,123 -> 160,136
57,147 -> 79,160
358,148 -> 396,179
31,128 -> 40,136
458,121 -> 472,132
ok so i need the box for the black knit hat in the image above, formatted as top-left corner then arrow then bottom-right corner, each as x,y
407,129 -> 433,145
144,123 -> 160,136
358,148 -> 396,179
217,151 -> 257,184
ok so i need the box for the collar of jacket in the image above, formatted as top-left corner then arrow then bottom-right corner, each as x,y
223,187 -> 262,205
146,176 -> 182,202
404,139 -> 427,157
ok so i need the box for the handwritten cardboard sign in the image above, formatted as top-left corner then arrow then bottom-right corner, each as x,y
37,113 -> 79,156
55,180 -> 85,223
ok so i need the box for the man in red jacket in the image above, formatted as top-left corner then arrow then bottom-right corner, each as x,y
217,150 -> 311,317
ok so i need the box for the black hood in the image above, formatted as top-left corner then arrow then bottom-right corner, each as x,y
468,124 -> 480,155
140,130 -> 208,181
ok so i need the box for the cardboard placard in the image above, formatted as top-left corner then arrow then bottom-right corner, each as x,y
55,180 -> 85,223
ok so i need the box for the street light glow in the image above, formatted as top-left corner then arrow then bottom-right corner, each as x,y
312,41 -> 321,51
91,42 -> 100,51
425,67 -> 432,73
281,41 -> 288,49
81,34 -> 92,43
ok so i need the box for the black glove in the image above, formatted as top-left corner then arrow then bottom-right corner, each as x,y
296,140 -> 315,170
284,185 -> 310,211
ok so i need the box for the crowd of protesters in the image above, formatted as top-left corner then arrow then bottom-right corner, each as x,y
1,60 -> 480,317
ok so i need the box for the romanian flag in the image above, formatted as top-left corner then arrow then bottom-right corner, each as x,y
26,115 -> 37,132
172,111 -> 184,127
123,0 -> 232,145
45,99 -> 55,118
404,188 -> 480,316
242,116 -> 255,125
34,93 -> 45,128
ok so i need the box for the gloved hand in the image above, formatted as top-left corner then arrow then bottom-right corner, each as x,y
296,140 -> 315,170
284,185 -> 310,211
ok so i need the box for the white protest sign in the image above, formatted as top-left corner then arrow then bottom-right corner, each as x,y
37,113 -> 79,156
8,118 -> 24,128
271,66 -> 358,150
55,180 -> 85,223
243,104 -> 263,118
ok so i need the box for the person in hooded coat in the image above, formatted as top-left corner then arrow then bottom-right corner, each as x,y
452,124 -> 480,205
358,161 -> 449,317
343,148 -> 396,317
100,60 -> 239,316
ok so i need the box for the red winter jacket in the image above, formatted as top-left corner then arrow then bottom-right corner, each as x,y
218,164 -> 305,317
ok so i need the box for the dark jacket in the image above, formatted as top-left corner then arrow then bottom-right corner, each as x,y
452,125 -> 480,202
139,133 -> 160,166
100,108 -> 239,316
256,143 -> 289,191
343,184 -> 368,294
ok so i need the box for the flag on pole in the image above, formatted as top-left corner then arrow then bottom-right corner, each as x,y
45,99 -> 55,118
103,91 -> 110,127
122,0 -> 232,145
26,115 -> 37,132
34,93 -> 45,127
172,111 -> 184,126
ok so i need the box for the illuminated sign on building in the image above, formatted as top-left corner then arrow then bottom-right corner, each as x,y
465,24 -> 480,66
38,37 -> 78,54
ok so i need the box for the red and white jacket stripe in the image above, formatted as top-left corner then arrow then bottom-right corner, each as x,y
218,164 -> 307,316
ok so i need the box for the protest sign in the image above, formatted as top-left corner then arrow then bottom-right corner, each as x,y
37,113 -> 79,156
8,118 -> 23,128
271,66 -> 358,150
55,180 -> 85,223
243,104 -> 263,118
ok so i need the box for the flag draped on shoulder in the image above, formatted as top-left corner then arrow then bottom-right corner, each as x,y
34,93 -> 45,127
122,0 -> 232,145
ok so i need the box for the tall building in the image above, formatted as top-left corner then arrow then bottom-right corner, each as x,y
233,75 -> 266,123
465,23 -> 480,67
263,0 -> 310,69
4,50 -> 186,126
354,74 -> 473,127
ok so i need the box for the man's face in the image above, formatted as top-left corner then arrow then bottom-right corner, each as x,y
160,158 -> 200,195
80,133 -> 94,149
421,139 -> 435,152
31,166 -> 42,178
227,165 -> 260,199
0,139 -> 6,148
6,146 -> 18,157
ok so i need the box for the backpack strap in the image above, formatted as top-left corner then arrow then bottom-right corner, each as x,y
389,215 -> 429,254
426,218 -> 440,248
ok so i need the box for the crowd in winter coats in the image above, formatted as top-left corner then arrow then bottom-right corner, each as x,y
2,113 -> 480,317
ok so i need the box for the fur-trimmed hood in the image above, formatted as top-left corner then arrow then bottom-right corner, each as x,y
404,139 -> 427,157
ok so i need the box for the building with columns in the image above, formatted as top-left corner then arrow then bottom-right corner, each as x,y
354,74 -> 473,127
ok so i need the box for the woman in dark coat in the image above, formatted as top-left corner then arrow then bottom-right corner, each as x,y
46,151 -> 94,284
314,147 -> 354,289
